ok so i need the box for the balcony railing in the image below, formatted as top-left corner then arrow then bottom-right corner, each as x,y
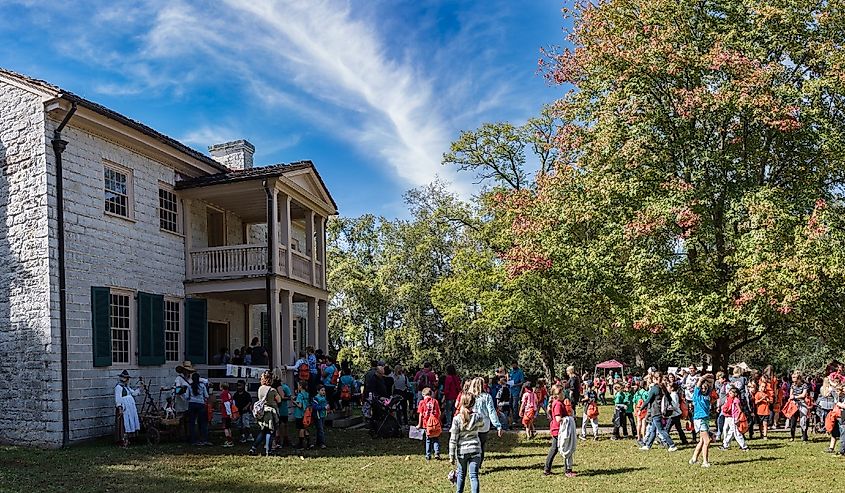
190,245 -> 267,278
291,250 -> 312,283
187,243 -> 324,288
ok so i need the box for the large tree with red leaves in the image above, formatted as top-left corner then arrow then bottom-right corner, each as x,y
493,0 -> 845,370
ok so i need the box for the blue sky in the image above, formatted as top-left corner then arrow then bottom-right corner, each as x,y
0,0 -> 566,218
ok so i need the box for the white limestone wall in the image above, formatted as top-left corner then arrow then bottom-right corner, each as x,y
53,123 -> 189,441
0,81 -> 57,446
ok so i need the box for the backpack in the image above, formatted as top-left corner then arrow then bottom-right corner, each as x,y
302,406 -> 313,428
660,393 -> 674,417
298,363 -> 310,381
826,407 -> 842,433
586,401 -> 599,420
736,410 -> 749,434
330,366 -> 339,386
497,386 -> 511,406
340,384 -> 352,401
423,398 -> 442,437
252,393 -> 268,420
679,398 -> 689,420
563,398 -> 574,417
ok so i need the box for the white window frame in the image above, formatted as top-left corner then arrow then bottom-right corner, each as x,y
109,288 -> 135,366
158,183 -> 182,235
164,297 -> 182,363
103,160 -> 135,221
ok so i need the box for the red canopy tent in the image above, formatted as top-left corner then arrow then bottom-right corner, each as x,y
595,359 -> 627,379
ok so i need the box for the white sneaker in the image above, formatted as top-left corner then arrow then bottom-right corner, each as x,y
639,445 -> 650,451
668,446 -> 678,452
688,458 -> 697,465
701,461 -> 711,468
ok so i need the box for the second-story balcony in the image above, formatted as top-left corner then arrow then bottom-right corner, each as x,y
176,162 -> 335,291
187,243 -> 324,287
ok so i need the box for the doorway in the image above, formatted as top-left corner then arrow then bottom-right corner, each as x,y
207,208 -> 225,247
208,321 -> 229,364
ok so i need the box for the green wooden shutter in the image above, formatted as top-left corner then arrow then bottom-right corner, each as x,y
260,311 -> 271,354
137,292 -> 165,366
184,298 -> 207,364
91,286 -> 112,367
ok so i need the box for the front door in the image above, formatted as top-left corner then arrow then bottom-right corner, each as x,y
208,321 -> 229,364
207,208 -> 225,247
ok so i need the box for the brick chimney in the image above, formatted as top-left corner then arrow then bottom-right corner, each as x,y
208,139 -> 255,171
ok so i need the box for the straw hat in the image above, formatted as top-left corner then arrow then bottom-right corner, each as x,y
176,360 -> 196,374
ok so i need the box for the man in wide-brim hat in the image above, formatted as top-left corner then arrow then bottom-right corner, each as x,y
115,369 -> 142,447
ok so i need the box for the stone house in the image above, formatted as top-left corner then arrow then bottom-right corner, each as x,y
0,69 -> 336,447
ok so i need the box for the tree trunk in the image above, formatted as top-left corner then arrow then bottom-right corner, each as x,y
709,336 -> 732,372
539,345 -> 557,383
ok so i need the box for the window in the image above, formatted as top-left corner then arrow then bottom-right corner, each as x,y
159,187 -> 179,233
110,292 -> 131,364
104,164 -> 132,218
164,299 -> 181,362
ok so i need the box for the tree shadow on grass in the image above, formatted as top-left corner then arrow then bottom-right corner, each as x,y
483,463 -> 545,474
743,442 -> 784,450
576,466 -> 647,477
719,456 -> 781,466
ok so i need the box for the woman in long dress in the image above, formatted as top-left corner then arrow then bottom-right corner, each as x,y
115,369 -> 142,447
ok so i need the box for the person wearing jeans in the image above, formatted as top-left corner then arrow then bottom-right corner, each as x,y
450,394 -> 483,493
185,372 -> 209,446
638,372 -> 676,452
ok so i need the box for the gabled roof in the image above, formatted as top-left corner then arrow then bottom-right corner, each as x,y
175,160 -> 338,212
0,67 -> 228,173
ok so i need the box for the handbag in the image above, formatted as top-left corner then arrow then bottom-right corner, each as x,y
782,399 -> 799,419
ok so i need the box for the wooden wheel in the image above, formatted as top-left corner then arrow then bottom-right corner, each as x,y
146,425 -> 161,445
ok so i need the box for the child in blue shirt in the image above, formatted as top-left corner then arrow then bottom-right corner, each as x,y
313,386 -> 330,449
293,380 -> 311,450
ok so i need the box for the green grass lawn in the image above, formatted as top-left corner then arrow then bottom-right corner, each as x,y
0,414 -> 836,493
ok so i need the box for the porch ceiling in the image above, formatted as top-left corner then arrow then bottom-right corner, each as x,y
181,180 -> 268,223
203,288 -> 267,305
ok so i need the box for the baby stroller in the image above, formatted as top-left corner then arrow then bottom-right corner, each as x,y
369,394 -> 403,438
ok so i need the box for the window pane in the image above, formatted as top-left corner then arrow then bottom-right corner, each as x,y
110,293 -> 131,364
104,166 -> 129,218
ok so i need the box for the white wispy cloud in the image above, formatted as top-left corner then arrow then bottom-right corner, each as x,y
26,0 -> 527,198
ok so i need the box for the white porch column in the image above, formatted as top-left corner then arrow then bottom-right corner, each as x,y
307,210 -> 315,286
280,193 -> 292,277
315,214 -> 325,289
268,278 -> 281,368
318,299 -> 328,353
307,297 -> 318,350
183,198 -> 193,278
268,187 -> 278,274
281,289 -> 294,365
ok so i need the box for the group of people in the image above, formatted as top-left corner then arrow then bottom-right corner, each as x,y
113,353 -> 845,493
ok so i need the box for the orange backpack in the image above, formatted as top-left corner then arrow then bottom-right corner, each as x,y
736,410 -> 749,434
298,363 -> 310,381
423,397 -> 442,437
826,407 -> 842,433
586,401 -> 599,420
679,399 -> 689,420
302,406 -> 313,428
340,384 -> 352,401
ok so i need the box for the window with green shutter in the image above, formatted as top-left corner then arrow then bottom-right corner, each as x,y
260,311 -> 271,354
137,292 -> 165,366
91,286 -> 112,367
184,298 -> 208,364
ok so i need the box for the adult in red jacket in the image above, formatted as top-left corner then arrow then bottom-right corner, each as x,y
443,365 -> 462,428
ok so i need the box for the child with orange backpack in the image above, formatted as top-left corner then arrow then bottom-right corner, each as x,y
519,382 -> 538,439
292,380 -> 312,450
218,382 -> 237,447
580,382 -> 599,441
417,387 -> 442,460
752,381 -> 771,440
720,386 -> 749,451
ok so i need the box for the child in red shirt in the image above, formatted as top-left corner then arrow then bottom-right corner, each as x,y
219,382 -> 237,447
416,388 -> 442,460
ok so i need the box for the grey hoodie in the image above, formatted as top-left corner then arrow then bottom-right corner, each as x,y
449,411 -> 483,461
